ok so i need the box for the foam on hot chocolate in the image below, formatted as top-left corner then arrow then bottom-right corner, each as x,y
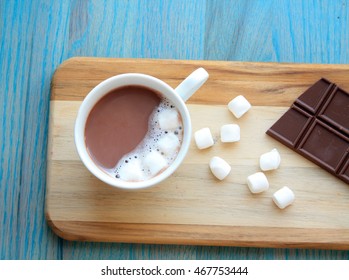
110,98 -> 183,181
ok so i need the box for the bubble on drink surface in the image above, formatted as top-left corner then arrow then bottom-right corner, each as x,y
112,97 -> 183,181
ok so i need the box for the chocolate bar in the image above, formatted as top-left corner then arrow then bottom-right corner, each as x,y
266,78 -> 349,184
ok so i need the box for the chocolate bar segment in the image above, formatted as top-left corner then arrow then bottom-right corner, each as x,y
319,87 -> 349,136
295,78 -> 333,114
298,120 -> 349,173
267,78 -> 349,184
266,106 -> 312,148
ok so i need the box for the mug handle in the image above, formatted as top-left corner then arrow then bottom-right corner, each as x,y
174,68 -> 209,102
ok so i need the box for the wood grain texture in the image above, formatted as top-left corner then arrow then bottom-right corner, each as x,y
0,0 -> 70,259
46,58 -> 349,249
1,0 -> 349,259
204,0 -> 349,63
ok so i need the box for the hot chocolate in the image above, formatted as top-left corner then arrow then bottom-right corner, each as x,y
84,85 -> 183,181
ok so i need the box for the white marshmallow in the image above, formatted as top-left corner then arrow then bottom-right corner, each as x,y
273,186 -> 295,209
143,151 -> 168,176
259,148 -> 281,171
158,132 -> 180,156
228,95 -> 251,118
158,109 -> 180,130
209,156 -> 231,180
220,124 -> 240,143
118,159 -> 144,182
246,172 -> 269,193
194,127 -> 214,149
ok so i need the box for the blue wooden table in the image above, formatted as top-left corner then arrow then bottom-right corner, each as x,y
1,0 -> 349,260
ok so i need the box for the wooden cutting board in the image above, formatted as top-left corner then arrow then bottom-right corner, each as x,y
46,57 -> 349,249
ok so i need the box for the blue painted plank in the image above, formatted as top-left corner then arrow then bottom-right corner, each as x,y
204,0 -> 277,61
204,0 -> 349,63
270,0 -> 349,63
1,0 -> 39,259
62,243 -> 349,260
0,0 -> 70,259
67,0 -> 205,59
15,0 -> 70,259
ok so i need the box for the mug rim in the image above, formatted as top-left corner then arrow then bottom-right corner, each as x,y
74,73 -> 192,190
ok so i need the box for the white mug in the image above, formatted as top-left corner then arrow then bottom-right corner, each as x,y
75,68 -> 209,190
